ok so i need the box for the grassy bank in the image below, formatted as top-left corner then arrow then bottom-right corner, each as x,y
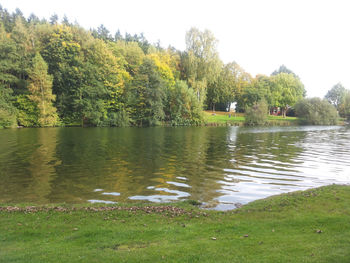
203,111 -> 245,126
1,185 -> 350,262
203,111 -> 299,126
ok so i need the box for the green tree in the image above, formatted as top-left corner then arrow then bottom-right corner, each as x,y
110,40 -> 144,76
167,80 -> 203,125
147,52 -> 175,88
339,90 -> 350,120
91,24 -> 113,42
244,100 -> 268,126
213,63 -> 237,110
184,28 -> 222,106
130,58 -> 166,126
49,14 -> 58,25
11,18 -> 34,93
0,23 -> 19,127
271,65 -> 298,78
295,98 -> 338,125
41,24 -> 84,122
0,5 -> 15,32
0,23 -> 20,90
271,73 -> 305,117
78,38 -> 129,126
12,94 -> 38,126
0,85 -> 17,128
225,62 -> 252,112
27,53 -> 58,126
242,75 -> 272,108
325,83 -> 346,111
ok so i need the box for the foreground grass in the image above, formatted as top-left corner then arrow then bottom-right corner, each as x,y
1,185 -> 350,262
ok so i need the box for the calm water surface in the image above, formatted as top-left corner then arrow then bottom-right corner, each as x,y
1,126 -> 350,210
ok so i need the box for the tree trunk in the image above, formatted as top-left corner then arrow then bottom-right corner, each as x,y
282,107 -> 287,118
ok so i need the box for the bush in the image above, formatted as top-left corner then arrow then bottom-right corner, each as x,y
0,108 -> 17,128
0,86 -> 17,128
167,80 -> 203,126
13,95 -> 39,127
339,91 -> 350,121
106,109 -> 130,127
295,98 -> 338,125
244,100 -> 268,126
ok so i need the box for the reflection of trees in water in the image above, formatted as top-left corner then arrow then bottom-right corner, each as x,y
180,127 -> 234,202
49,128 -> 171,203
26,128 -> 60,203
152,127 -> 229,203
49,127 -> 230,203
231,129 -> 306,169
2,127 -> 308,205
0,128 -> 59,203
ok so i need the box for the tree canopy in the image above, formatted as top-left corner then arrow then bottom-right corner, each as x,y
295,98 -> 338,125
325,83 -> 346,111
0,5 -> 317,128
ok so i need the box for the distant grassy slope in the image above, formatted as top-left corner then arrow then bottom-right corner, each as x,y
1,184 -> 350,262
203,111 -> 245,125
203,110 -> 299,126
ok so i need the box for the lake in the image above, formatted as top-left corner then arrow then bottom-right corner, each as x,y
0,126 -> 349,210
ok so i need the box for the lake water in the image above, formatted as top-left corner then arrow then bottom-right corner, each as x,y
0,126 -> 349,210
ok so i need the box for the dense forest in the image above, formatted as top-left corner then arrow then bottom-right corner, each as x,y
0,6 -> 349,128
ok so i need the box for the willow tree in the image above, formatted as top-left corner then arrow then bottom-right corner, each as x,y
27,53 -> 58,126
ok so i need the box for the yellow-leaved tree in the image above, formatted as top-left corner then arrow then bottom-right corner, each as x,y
28,53 -> 58,126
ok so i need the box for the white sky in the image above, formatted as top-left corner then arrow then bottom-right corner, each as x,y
2,0 -> 350,97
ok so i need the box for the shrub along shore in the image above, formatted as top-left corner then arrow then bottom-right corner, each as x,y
1,184 -> 350,262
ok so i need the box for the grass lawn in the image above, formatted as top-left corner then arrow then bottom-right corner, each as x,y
267,115 -> 298,122
203,111 -> 299,126
267,115 -> 299,125
203,111 -> 245,125
1,184 -> 350,262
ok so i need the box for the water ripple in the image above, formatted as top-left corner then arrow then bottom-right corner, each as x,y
0,126 -> 349,209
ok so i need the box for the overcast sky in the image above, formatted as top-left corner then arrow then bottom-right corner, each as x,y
2,0 -> 350,97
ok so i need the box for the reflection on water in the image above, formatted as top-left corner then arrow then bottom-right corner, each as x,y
0,126 -> 349,210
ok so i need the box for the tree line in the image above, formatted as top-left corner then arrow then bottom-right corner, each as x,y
0,6 -> 346,128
